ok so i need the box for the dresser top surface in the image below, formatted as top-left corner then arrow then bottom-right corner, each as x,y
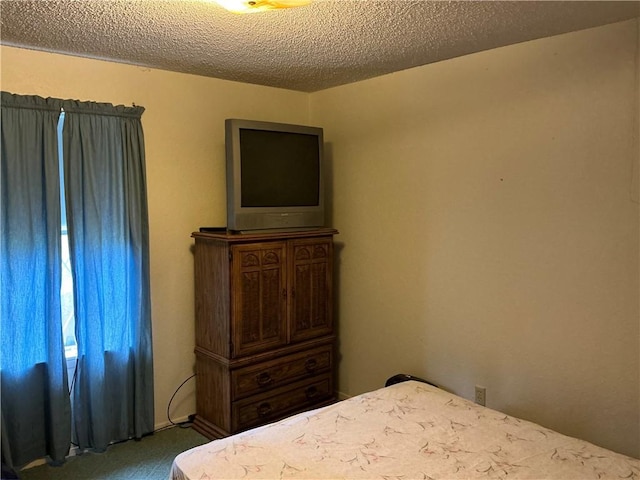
192,227 -> 338,243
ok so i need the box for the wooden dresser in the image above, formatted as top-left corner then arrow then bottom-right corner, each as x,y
191,228 -> 338,439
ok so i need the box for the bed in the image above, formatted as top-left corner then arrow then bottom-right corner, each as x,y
170,378 -> 640,479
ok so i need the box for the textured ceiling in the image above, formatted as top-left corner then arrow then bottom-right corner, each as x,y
1,1 -> 639,92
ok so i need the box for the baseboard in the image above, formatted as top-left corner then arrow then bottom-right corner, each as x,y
154,414 -> 193,431
336,391 -> 351,401
20,458 -> 47,471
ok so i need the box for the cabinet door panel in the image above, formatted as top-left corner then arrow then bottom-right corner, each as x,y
290,238 -> 333,342
233,243 -> 287,356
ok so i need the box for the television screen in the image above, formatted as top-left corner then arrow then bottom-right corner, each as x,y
239,129 -> 320,208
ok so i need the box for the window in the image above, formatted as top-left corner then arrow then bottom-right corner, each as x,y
58,110 -> 77,366
61,228 -> 76,361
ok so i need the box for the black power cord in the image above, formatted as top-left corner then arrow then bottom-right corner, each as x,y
166,373 -> 196,427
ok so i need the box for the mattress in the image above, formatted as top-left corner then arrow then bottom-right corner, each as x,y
170,380 -> 640,479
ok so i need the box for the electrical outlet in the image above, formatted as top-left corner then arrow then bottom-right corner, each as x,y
475,385 -> 486,406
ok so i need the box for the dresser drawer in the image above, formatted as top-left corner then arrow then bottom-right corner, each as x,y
231,345 -> 332,399
232,374 -> 332,432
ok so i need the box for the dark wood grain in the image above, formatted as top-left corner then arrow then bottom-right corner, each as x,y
191,229 -> 338,439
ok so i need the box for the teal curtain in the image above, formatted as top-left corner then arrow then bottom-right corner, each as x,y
0,92 -> 71,467
61,100 -> 154,451
1,92 -> 154,464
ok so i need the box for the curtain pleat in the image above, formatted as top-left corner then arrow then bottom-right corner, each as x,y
61,100 -> 154,451
1,92 -> 154,464
0,92 -> 71,467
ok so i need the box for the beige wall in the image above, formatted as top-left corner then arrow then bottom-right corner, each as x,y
311,19 -> 640,458
0,45 -> 311,428
2,17 -> 638,460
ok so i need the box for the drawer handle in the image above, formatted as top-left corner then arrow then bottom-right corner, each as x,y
256,372 -> 273,387
306,386 -> 319,399
257,402 -> 272,417
305,358 -> 318,373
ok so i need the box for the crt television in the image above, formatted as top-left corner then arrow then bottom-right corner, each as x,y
225,118 -> 325,232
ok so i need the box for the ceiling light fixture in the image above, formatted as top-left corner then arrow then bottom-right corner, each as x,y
214,0 -> 312,14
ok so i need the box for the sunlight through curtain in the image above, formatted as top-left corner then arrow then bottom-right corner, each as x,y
61,100 -> 154,451
1,92 -> 154,466
0,93 -> 72,468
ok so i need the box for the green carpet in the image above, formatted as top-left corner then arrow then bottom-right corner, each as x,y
19,426 -> 209,480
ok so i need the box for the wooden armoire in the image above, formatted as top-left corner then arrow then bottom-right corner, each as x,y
191,228 -> 338,439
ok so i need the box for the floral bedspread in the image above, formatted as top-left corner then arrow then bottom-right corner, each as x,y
170,381 -> 640,479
